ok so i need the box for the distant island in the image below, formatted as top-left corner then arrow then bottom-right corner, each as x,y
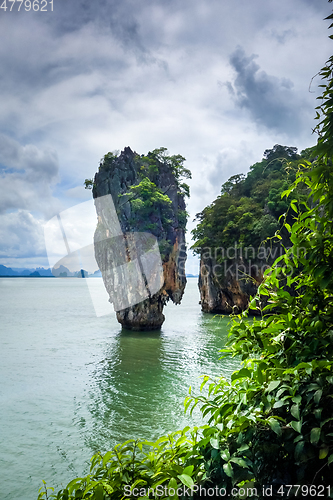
0,264 -> 93,277
0,264 -> 197,279
0,264 -> 54,277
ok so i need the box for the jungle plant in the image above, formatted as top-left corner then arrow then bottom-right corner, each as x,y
38,428 -> 207,500
120,177 -> 174,236
191,146 -> 311,255
148,148 -> 192,198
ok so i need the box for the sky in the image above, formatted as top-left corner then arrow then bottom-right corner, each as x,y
0,0 -> 332,273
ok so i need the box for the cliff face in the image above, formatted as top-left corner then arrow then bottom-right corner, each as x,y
92,147 -> 187,330
198,247 -> 283,315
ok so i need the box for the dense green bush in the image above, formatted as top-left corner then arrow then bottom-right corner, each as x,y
122,177 -> 174,235
191,146 -> 311,254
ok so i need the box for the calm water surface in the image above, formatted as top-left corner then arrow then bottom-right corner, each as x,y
0,278 -> 238,499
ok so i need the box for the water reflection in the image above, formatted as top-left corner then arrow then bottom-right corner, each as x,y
79,301 -> 239,455
83,329 -> 167,451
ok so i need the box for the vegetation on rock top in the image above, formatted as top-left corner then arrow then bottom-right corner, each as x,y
191,145 -> 315,255
85,147 -> 190,242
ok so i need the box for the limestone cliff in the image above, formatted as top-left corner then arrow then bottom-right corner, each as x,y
92,147 -> 188,330
198,246 -> 283,315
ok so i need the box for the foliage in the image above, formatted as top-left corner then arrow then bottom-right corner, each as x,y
120,177 -> 174,237
99,151 -> 120,171
263,144 -> 299,161
116,148 -> 190,242
84,178 -> 95,190
191,145 -> 310,254
85,150 -> 120,188
92,147 -> 190,243
143,148 -> 192,198
38,428 -> 206,500
157,238 -> 173,261
177,210 -> 189,229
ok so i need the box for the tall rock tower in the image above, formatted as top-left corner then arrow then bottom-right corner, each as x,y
91,147 -> 190,330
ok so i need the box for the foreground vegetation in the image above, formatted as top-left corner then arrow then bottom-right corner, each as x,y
39,14 -> 333,500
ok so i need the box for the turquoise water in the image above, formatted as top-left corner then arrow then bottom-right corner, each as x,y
0,278 -> 238,499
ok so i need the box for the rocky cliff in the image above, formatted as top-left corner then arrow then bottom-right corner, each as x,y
92,147 -> 189,330
198,245 -> 284,315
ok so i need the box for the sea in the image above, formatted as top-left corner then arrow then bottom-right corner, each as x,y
0,277 -> 238,500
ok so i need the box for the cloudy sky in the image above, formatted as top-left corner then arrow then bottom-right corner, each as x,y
0,0 -> 332,271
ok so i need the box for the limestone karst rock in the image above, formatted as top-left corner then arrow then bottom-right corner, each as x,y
92,147 -> 189,330
198,249 -> 282,315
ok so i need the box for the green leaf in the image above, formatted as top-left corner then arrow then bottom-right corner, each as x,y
102,451 -> 112,467
230,457 -> 249,468
267,380 -> 280,392
94,484 -> 104,500
273,399 -> 286,409
177,474 -> 194,488
223,462 -> 233,478
220,449 -> 230,461
66,478 -> 83,494
238,444 -> 250,452
291,420 -> 302,433
314,389 -> 323,404
268,418 -> 282,436
295,441 -> 305,460
319,446 -> 329,460
182,466 -> 194,477
210,437 -> 219,449
167,478 -> 178,500
218,403 -> 234,417
256,365 -> 264,384
310,427 -> 321,445
291,404 -> 300,420
231,368 -> 251,381
168,477 -> 178,489
328,454 -> 333,465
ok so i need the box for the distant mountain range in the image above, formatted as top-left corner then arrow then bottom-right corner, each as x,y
0,264 -> 97,277
0,265 -> 54,277
0,264 -> 198,278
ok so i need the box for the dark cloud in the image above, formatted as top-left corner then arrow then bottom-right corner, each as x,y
0,134 -> 59,216
226,46 -> 305,134
50,0 -> 151,61
0,0 -> 166,100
